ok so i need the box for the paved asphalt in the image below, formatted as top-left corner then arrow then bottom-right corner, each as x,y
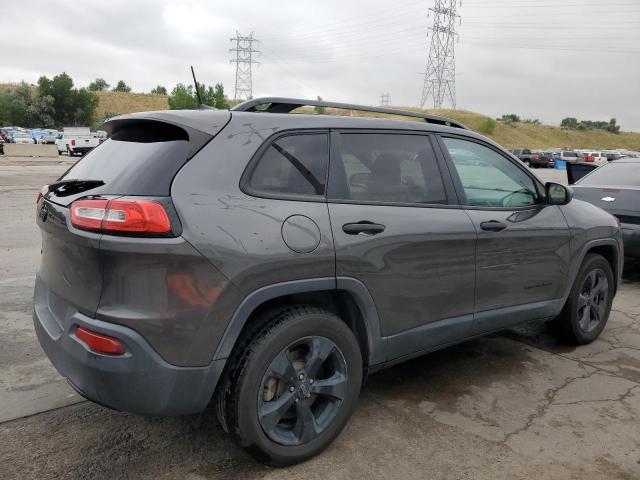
1,158 -> 638,479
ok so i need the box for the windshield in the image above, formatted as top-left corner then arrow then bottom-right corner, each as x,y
578,163 -> 640,187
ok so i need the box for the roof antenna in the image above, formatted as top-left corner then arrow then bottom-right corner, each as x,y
191,66 -> 214,109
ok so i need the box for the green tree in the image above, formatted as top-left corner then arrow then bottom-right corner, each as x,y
607,118 -> 620,134
112,80 -> 131,92
37,73 -> 98,127
88,78 -> 110,91
25,94 -> 55,128
0,83 -> 30,126
151,85 -> 167,95
499,114 -> 520,123
560,117 -> 579,129
168,83 -> 197,110
212,83 -> 229,109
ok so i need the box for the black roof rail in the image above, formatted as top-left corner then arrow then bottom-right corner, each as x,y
231,97 -> 467,129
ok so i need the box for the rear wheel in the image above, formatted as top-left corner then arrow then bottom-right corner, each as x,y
551,253 -> 614,344
217,306 -> 363,466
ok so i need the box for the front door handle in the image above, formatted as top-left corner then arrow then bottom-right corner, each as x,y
342,221 -> 386,235
480,220 -> 507,232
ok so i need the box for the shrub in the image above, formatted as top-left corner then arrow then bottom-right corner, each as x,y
477,118 -> 497,135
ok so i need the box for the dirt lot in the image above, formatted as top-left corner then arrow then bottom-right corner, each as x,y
1,158 -> 639,479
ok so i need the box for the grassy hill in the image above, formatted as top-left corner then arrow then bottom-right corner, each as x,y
4,84 -> 638,149
424,109 -> 640,150
96,92 -> 168,117
293,106 -> 640,150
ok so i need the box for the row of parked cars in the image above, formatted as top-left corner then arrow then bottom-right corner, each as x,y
509,148 -> 638,168
0,126 -> 107,156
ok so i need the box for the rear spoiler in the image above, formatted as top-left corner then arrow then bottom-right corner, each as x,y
102,110 -> 231,159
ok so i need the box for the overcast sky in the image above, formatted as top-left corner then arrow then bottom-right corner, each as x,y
3,0 -> 640,129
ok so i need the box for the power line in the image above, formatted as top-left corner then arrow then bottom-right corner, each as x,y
420,0 -> 460,109
230,31 -> 260,100
380,92 -> 390,106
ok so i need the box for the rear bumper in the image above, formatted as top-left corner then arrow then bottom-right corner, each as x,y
70,147 -> 94,154
621,223 -> 640,258
33,276 -> 225,415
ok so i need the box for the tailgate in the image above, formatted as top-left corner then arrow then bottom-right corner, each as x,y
36,200 -> 103,315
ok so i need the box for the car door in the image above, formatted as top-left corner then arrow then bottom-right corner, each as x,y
438,135 -> 571,334
327,130 -> 477,360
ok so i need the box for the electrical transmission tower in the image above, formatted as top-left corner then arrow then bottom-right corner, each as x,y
380,92 -> 390,106
230,32 -> 260,100
419,0 -> 460,109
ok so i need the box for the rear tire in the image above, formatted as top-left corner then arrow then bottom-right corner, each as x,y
551,253 -> 614,345
217,306 -> 363,466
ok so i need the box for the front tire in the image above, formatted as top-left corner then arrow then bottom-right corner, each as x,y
552,253 -> 614,345
217,306 -> 363,466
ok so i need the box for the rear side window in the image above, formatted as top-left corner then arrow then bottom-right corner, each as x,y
328,133 -> 447,205
58,121 -> 190,196
246,133 -> 329,197
578,163 -> 640,187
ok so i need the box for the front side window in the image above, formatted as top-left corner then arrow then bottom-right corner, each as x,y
443,137 -> 539,208
328,133 -> 447,205
247,133 -> 329,197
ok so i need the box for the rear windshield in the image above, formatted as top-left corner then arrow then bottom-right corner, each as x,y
58,123 -> 190,196
578,163 -> 640,187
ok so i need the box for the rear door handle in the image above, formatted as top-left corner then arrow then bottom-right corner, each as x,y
480,220 -> 507,232
342,221 -> 386,235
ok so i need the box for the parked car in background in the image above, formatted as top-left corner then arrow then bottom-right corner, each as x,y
10,132 -> 35,144
572,158 -> 640,258
532,150 -> 554,168
509,148 -> 551,168
37,129 -> 60,144
55,127 -> 100,156
34,98 -> 623,466
553,151 -> 583,164
578,151 -> 607,164
603,152 -> 624,162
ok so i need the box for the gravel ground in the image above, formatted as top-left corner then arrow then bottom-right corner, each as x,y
1,159 -> 639,479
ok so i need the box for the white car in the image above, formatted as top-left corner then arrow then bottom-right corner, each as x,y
55,127 -> 100,156
11,132 -> 35,144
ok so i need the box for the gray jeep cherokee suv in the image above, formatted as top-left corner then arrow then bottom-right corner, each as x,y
34,98 -> 623,466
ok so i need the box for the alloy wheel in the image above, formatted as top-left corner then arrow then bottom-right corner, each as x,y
257,336 -> 348,446
577,268 -> 609,333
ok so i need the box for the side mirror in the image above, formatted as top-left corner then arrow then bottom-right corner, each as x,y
546,182 -> 573,205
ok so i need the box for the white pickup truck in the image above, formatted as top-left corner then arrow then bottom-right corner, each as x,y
55,127 -> 100,156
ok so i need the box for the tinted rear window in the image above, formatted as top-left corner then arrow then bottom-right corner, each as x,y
245,133 -> 329,197
578,163 -> 640,187
58,123 -> 190,196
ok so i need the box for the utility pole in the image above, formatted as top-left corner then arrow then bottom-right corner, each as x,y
380,92 -> 390,107
419,0 -> 460,109
230,31 -> 260,101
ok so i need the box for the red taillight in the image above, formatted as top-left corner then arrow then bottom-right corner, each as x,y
70,139 -> 76,146
75,327 -> 125,355
37,185 -> 48,203
70,198 -> 171,234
